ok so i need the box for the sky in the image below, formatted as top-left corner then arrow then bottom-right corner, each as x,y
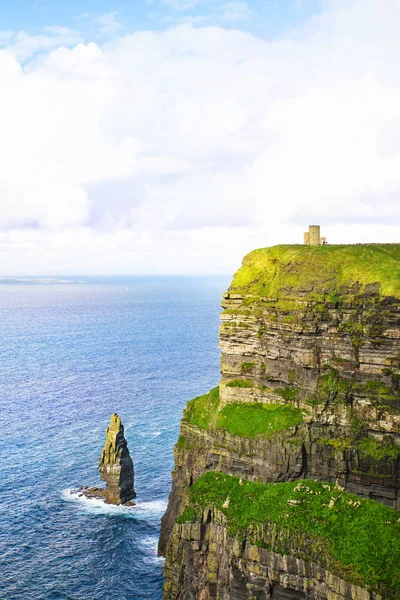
0,0 -> 399,275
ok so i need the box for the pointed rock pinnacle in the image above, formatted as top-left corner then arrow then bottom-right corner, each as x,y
99,413 -> 135,505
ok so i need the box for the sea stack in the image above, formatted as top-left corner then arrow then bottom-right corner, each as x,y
99,413 -> 135,505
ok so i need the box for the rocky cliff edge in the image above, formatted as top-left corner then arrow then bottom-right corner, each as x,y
160,244 -> 400,600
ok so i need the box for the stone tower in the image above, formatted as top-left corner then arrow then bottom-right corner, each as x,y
304,225 -> 326,246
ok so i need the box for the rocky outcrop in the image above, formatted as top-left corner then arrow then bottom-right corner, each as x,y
160,244 -> 400,599
99,413 -> 135,505
164,508 -> 384,600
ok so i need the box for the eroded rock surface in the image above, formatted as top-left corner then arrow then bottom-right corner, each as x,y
164,508 -> 384,600
99,413 -> 135,505
160,244 -> 400,599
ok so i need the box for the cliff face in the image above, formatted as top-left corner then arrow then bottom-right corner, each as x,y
160,245 -> 400,600
164,504 -> 390,600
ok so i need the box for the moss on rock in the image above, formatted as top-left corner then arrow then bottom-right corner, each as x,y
179,471 -> 400,597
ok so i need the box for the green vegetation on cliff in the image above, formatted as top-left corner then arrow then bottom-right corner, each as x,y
183,387 -> 302,438
310,367 -> 400,413
318,434 -> 400,465
226,378 -> 254,388
178,472 -> 400,597
183,387 -> 220,430
216,403 -> 303,438
165,244 -> 400,598
229,244 -> 400,298
357,436 -> 400,461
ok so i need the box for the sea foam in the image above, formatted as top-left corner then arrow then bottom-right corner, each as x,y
62,489 -> 167,518
141,535 -> 165,564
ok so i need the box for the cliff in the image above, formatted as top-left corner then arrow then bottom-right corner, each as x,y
159,244 -> 400,600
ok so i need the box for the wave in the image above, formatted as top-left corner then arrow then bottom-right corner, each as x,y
138,430 -> 162,437
136,499 -> 167,513
62,489 -> 167,519
141,535 -> 165,565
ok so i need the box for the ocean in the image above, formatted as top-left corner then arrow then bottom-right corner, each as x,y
0,276 -> 229,600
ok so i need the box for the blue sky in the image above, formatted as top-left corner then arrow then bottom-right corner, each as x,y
0,0 -> 323,40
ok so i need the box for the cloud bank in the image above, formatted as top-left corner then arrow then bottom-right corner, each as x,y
0,0 -> 399,274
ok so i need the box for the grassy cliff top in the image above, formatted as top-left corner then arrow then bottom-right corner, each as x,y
229,244 -> 400,299
182,387 -> 303,438
179,472 -> 400,597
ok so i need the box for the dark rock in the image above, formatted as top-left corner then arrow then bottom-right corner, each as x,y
99,413 -> 136,505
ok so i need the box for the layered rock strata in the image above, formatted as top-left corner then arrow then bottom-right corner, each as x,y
165,508 -> 389,600
99,413 -> 135,505
160,245 -> 400,599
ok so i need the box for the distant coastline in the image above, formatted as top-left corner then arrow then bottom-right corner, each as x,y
0,277 -> 81,284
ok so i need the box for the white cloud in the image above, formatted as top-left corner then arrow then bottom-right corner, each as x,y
95,12 -> 124,36
0,185 -> 89,230
43,26 -> 80,37
0,29 -> 82,62
219,2 -> 253,23
0,0 -> 400,274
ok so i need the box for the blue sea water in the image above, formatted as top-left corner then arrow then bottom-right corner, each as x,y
0,276 -> 229,600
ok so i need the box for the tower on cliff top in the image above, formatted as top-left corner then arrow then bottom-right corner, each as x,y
304,225 -> 326,246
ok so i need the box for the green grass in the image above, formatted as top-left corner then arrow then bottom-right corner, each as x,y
178,472 -> 400,597
226,379 -> 254,388
182,388 -> 302,438
229,244 -> 400,299
182,387 -> 220,430
216,403 -> 303,438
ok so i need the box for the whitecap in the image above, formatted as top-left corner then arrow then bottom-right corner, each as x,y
141,535 -> 165,565
135,499 -> 167,515
61,489 -> 167,519
138,430 -> 162,437
61,489 -> 135,515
